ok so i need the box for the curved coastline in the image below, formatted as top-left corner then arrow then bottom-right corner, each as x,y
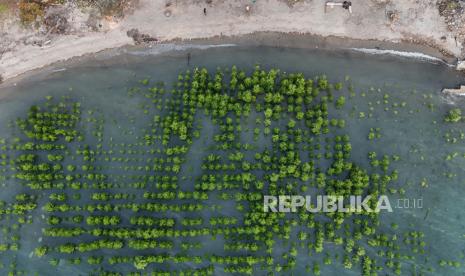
0,31 -> 462,89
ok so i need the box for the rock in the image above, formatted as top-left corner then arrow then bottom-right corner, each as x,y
44,13 -> 69,34
86,12 -> 101,31
43,5 -> 70,35
443,85 -> 465,95
457,60 -> 465,71
127,29 -> 158,45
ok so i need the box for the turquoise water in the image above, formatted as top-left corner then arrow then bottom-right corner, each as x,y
0,45 -> 465,275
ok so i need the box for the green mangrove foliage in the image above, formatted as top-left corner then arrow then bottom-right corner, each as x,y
445,108 -> 462,123
0,66 -> 459,276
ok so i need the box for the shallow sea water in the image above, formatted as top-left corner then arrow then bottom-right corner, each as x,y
0,45 -> 465,275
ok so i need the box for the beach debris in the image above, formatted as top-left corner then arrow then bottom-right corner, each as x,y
164,9 -> 172,17
325,1 -> 352,14
386,9 -> 399,23
283,0 -> 304,7
442,85 -> 465,95
52,68 -> 66,73
126,29 -> 158,45
27,38 -> 52,47
342,1 -> 352,11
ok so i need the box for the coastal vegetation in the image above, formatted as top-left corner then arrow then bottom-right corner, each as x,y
445,108 -> 462,122
14,0 -> 132,26
0,65 -> 462,275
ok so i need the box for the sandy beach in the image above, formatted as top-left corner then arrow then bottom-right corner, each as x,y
0,0 -> 464,82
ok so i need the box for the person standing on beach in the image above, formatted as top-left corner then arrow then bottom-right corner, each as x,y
203,8 -> 207,16
187,53 -> 191,66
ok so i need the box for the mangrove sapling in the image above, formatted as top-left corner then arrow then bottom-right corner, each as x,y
445,108 -> 462,123
0,66 -> 446,276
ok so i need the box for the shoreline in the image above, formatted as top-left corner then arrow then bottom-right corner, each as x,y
2,0 -> 465,84
184,32 -> 459,64
1,31 -> 462,87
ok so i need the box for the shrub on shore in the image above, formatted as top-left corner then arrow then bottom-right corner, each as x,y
17,0 -> 132,26
19,1 -> 45,25
0,4 -> 8,14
